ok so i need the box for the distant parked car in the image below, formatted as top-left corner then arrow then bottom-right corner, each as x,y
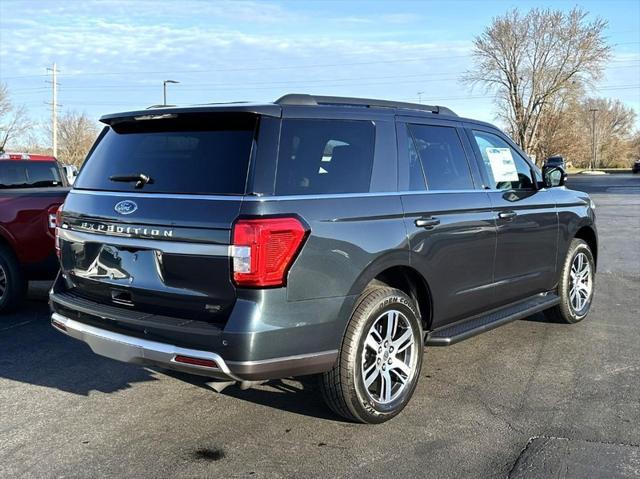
544,155 -> 566,170
0,152 -> 69,312
632,160 -> 640,174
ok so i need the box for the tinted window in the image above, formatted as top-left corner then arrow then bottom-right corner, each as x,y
275,119 -> 374,195
472,130 -> 534,190
408,125 -> 474,190
75,114 -> 257,195
403,127 -> 427,191
0,161 -> 64,188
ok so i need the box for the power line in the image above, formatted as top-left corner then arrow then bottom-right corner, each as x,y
17,84 -> 639,109
0,53 -> 475,80
7,61 -> 639,95
3,42 -> 639,82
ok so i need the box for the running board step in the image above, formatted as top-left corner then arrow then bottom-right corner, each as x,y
425,293 -> 560,346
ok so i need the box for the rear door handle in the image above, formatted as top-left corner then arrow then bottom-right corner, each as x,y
498,211 -> 517,220
415,217 -> 440,229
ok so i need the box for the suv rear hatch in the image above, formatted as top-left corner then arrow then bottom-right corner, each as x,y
58,112 -> 262,323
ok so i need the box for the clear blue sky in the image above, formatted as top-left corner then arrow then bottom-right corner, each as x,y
0,0 -> 638,136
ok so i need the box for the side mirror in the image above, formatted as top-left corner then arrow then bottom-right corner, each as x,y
542,165 -> 566,188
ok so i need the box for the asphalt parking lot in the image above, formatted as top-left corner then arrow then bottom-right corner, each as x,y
1,174 -> 638,478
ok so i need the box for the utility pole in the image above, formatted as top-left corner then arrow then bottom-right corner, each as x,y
46,63 -> 61,157
163,80 -> 179,106
417,91 -> 424,104
589,108 -> 598,171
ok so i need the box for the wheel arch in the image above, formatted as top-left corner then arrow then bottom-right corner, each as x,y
346,254 -> 433,332
373,265 -> 433,331
574,224 -> 598,269
0,227 -> 18,259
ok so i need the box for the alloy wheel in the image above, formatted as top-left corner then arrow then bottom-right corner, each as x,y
361,309 -> 417,404
0,263 -> 6,301
569,252 -> 592,314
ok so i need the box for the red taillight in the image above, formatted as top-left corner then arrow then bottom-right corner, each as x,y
231,217 -> 308,287
174,355 -> 218,368
48,205 -> 60,231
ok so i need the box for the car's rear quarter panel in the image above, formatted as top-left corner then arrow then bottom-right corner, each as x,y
231,195 -> 408,358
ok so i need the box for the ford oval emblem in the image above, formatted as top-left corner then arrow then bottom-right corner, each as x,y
114,200 -> 138,215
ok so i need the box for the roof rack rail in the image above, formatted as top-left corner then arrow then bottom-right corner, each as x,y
275,94 -> 457,117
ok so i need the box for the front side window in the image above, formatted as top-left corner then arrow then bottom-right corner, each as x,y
407,124 -> 474,191
471,130 -> 535,190
275,119 -> 375,195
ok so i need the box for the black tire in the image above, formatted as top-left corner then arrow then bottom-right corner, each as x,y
0,244 -> 27,314
319,287 -> 424,424
545,239 -> 595,324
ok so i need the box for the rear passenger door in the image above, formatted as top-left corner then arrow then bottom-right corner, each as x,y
398,119 -> 497,327
466,127 -> 558,305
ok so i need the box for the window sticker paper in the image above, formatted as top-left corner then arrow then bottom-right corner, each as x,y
486,148 -> 519,182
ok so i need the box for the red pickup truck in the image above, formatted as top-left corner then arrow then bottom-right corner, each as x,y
0,153 -> 69,312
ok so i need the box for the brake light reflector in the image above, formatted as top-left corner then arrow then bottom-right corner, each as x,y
232,217 -> 308,287
51,319 -> 67,332
174,355 -> 218,368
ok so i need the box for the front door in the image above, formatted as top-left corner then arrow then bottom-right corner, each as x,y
466,128 -> 558,305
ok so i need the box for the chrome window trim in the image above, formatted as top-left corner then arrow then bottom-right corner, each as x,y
70,188 -> 488,202
57,228 -> 230,257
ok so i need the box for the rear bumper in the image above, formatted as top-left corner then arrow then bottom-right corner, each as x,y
51,312 -> 338,381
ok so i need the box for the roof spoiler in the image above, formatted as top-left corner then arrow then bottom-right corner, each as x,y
275,94 -> 457,117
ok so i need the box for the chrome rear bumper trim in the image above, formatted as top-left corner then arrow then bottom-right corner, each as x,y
51,313 -> 241,380
51,313 -> 339,380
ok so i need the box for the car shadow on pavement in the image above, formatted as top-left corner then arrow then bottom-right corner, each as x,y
161,369 -> 343,422
0,292 -> 158,396
519,311 -> 561,324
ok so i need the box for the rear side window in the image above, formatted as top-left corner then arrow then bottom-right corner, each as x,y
407,125 -> 474,191
275,119 -> 375,195
75,114 -> 257,195
0,161 -> 64,188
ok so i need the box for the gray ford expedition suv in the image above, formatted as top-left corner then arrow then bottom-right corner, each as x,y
50,94 -> 597,423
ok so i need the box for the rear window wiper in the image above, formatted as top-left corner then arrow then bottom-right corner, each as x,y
109,173 -> 154,189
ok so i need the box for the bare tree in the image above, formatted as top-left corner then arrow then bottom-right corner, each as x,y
0,83 -> 31,151
579,98 -> 637,168
54,111 -> 99,166
534,96 -> 636,168
464,8 -> 611,161
630,130 -> 640,161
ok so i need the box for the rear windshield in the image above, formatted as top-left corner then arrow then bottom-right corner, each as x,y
75,114 -> 257,195
0,160 -> 65,188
